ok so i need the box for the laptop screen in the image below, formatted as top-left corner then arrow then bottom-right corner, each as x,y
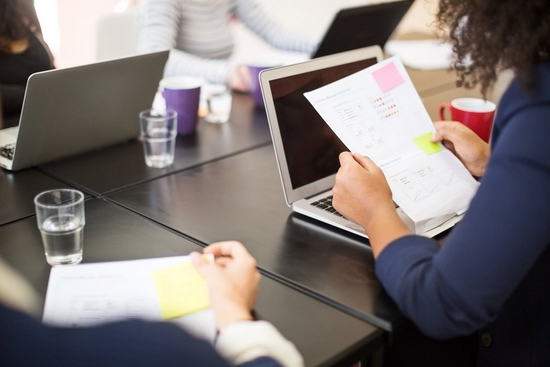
312,0 -> 414,58
268,57 -> 378,190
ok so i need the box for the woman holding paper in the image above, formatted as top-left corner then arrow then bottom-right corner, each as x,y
0,241 -> 303,366
333,0 -> 550,365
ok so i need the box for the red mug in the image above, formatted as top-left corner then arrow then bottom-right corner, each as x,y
439,98 -> 496,143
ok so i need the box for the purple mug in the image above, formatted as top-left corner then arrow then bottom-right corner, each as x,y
160,76 -> 204,135
247,61 -> 280,107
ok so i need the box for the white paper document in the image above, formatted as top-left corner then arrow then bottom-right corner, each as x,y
43,256 -> 217,343
303,57 -> 478,233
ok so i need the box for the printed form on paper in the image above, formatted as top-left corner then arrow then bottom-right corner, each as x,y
303,57 -> 479,233
42,256 -> 217,343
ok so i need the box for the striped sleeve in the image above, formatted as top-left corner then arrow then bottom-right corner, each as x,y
138,0 -> 233,83
233,0 -> 318,54
137,0 -> 181,52
137,0 -> 318,83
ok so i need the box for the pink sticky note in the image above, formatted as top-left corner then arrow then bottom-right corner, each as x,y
372,62 -> 405,93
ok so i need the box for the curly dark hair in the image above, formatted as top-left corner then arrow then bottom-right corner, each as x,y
0,0 -> 41,53
436,0 -> 550,97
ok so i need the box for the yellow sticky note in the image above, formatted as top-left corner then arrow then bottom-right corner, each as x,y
153,261 -> 210,319
413,132 -> 443,155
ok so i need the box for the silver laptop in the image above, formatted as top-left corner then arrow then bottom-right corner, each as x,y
260,46 -> 461,239
0,51 -> 169,171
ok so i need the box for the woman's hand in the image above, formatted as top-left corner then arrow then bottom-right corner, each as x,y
333,152 -> 410,256
333,152 -> 393,229
430,121 -> 490,178
191,241 -> 260,331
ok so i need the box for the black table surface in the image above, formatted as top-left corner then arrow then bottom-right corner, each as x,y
0,198 -> 384,367
38,94 -> 272,196
0,62 -> 471,365
108,144 -> 404,331
0,167 -> 76,226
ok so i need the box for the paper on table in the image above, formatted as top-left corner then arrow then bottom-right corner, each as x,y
43,256 -> 217,342
384,39 -> 454,70
303,57 -> 478,234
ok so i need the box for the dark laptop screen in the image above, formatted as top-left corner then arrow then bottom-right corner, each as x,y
269,57 -> 378,190
312,0 -> 414,58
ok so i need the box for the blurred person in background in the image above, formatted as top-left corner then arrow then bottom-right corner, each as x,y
0,0 -> 54,129
137,0 -> 318,92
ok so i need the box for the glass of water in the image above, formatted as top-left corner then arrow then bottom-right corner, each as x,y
139,108 -> 178,168
34,189 -> 85,266
204,85 -> 232,124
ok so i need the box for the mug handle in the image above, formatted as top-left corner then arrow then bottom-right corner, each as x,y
439,102 -> 452,121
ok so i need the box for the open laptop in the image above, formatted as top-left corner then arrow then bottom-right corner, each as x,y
312,0 -> 414,58
260,46 -> 462,239
0,50 -> 169,171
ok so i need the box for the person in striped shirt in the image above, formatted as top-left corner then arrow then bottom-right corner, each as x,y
137,0 -> 318,91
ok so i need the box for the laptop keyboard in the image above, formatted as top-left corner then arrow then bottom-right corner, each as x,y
310,195 -> 345,218
311,195 -> 400,219
0,144 -> 15,160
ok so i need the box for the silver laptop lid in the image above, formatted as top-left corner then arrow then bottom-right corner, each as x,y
10,50 -> 169,171
260,46 -> 383,206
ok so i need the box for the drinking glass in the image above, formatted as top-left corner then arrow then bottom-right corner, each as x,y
204,85 -> 232,124
34,189 -> 85,266
139,109 -> 178,168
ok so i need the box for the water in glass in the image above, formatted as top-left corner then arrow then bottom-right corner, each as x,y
40,214 -> 84,266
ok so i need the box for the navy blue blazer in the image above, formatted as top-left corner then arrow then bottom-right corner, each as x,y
0,304 -> 281,367
376,61 -> 550,366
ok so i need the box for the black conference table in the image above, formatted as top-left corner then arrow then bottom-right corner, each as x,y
0,167 -> 76,226
38,94 -> 272,196
1,93 -> 387,366
106,144 -> 403,331
37,93 -> 404,332
0,196 -> 384,367
2,64 -> 477,364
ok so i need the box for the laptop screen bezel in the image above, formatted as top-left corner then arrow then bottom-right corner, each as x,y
260,46 -> 383,206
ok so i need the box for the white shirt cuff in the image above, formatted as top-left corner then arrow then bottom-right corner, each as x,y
216,320 -> 304,367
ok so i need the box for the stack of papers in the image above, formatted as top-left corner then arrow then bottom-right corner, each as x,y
304,57 -> 478,234
43,256 -> 217,342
